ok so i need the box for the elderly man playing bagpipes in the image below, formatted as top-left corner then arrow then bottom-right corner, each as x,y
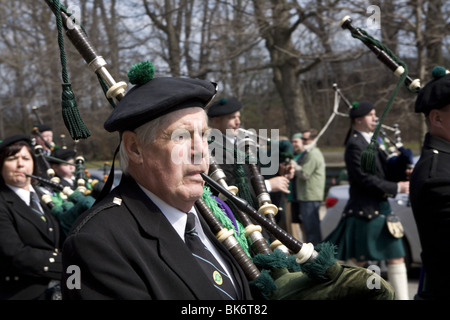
58,61 -> 395,300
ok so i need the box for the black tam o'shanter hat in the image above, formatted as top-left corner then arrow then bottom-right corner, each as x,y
36,124 -> 52,133
206,98 -> 242,118
104,61 -> 217,132
49,148 -> 76,164
0,134 -> 32,154
349,101 -> 375,119
415,66 -> 450,115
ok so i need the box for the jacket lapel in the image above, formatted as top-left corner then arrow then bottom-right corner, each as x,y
117,175 -> 225,299
1,185 -> 58,245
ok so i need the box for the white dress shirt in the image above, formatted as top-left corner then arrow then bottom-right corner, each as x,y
137,184 -> 236,287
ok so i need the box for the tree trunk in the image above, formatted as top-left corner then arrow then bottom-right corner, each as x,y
252,0 -> 310,135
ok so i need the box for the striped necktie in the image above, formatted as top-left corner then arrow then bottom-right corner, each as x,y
184,212 -> 237,300
30,191 -> 46,222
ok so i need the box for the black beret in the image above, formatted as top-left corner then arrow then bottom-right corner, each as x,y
415,66 -> 450,114
207,98 -> 242,118
36,124 -> 52,132
50,148 -> 76,163
349,101 -> 375,119
0,134 -> 32,154
104,77 -> 217,132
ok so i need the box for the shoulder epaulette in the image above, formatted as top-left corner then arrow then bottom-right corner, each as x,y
70,198 -> 122,235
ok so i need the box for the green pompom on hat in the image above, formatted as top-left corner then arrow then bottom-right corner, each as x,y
127,61 -> 155,86
104,61 -> 217,132
415,66 -> 450,115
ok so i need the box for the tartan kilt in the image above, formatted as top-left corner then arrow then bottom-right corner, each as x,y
325,203 -> 405,262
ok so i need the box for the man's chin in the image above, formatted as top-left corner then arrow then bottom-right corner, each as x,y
187,186 -> 205,200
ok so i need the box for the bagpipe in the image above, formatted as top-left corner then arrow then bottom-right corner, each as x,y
199,159 -> 395,299
378,124 -> 415,182
30,129 -> 104,234
311,16 -> 420,157
31,127 -> 106,198
240,134 -> 291,254
42,1 -> 395,299
339,16 -> 421,174
340,16 -> 421,93
203,136 -> 394,299
25,172 -> 95,235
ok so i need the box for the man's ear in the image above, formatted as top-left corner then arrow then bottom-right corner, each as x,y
428,109 -> 442,127
122,131 -> 143,164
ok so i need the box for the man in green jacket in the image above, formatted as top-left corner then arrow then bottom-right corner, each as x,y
291,129 -> 326,245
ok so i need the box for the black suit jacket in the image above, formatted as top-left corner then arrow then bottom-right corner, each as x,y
208,134 -> 259,207
343,130 -> 398,218
62,174 -> 253,300
0,183 -> 63,300
410,133 -> 450,299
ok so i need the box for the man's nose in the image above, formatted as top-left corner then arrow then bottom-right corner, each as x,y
192,134 -> 207,164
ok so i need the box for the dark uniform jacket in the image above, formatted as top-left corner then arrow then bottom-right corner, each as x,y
343,130 -> 398,219
208,134 -> 259,207
0,184 -> 62,300
62,174 -> 253,300
410,133 -> 450,299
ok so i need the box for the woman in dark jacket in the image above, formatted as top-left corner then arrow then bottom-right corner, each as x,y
0,134 -> 63,300
325,101 -> 410,300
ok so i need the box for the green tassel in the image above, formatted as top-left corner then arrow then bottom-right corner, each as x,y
300,242 -> 337,281
360,142 -> 377,174
61,83 -> 91,140
253,249 -> 301,272
248,269 -> 277,299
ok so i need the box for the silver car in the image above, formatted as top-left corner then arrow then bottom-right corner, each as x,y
321,183 -> 422,270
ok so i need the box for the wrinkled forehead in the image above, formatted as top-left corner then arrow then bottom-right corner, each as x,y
165,107 -> 208,128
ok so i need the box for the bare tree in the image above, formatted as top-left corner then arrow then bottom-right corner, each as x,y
1,0 -> 449,158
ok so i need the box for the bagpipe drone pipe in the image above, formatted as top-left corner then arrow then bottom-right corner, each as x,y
199,160 -> 395,300
33,143 -> 59,184
26,172 -> 95,235
239,134 -> 291,254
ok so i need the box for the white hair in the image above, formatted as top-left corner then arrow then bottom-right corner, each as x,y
119,115 -> 169,174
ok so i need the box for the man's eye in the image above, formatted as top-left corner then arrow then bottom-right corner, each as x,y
171,129 -> 190,143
